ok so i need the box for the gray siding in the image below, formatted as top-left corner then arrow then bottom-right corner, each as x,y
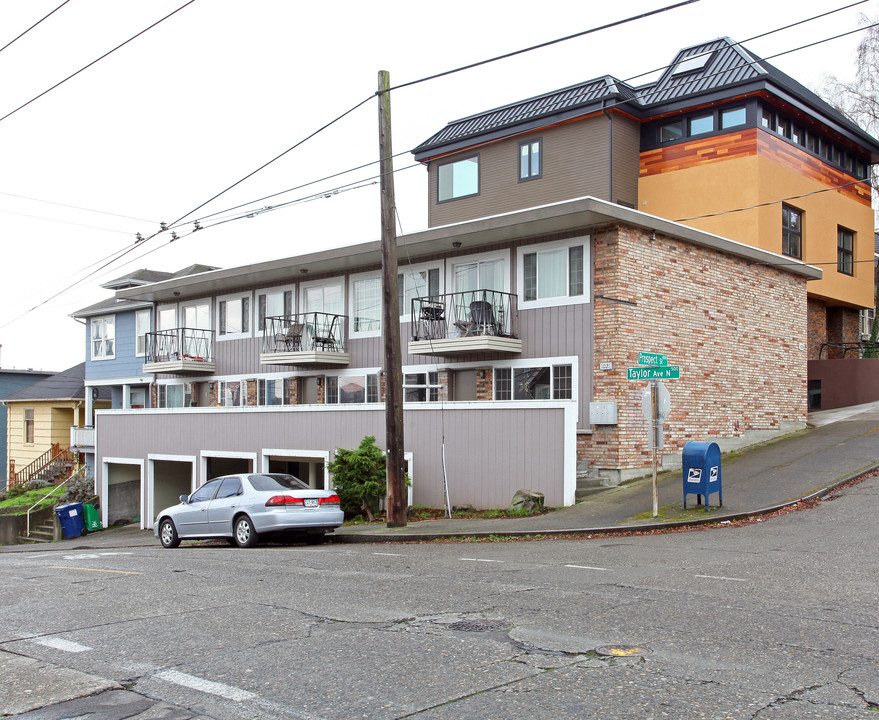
427,114 -> 639,227
96,404 -> 569,510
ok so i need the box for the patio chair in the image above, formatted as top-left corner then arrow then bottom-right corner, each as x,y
312,316 -> 339,351
281,323 -> 304,351
469,300 -> 499,336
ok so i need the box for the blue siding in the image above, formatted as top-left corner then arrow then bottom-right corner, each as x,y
85,311 -> 149,380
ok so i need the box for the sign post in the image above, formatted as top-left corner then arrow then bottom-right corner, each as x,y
633,352 -> 676,518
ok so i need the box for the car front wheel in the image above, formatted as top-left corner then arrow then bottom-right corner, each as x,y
234,516 -> 259,548
159,519 -> 180,549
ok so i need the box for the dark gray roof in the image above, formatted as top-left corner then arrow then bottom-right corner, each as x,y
415,37 -> 879,160
169,263 -> 219,279
1,363 -> 111,402
101,269 -> 174,290
414,76 -> 637,159
73,296 -> 152,318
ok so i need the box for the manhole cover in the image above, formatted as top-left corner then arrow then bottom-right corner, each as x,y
595,645 -> 651,657
448,619 -> 512,633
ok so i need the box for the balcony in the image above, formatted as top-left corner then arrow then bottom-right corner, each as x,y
408,290 -> 522,356
143,328 -> 216,374
260,312 -> 350,366
70,425 -> 95,451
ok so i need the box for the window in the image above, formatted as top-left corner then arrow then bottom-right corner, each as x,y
258,289 -> 293,331
183,301 -> 210,330
781,205 -> 803,259
302,280 -> 343,316
218,295 -> 250,337
838,227 -> 854,276
688,113 -> 714,136
519,139 -> 541,181
399,266 -> 440,317
157,306 -> 176,331
135,308 -> 150,357
258,378 -> 284,406
776,117 -> 791,138
91,315 -> 115,360
325,374 -> 379,404
216,477 -> 242,499
24,409 -> 34,444
518,237 -> 589,308
761,108 -> 775,131
404,372 -> 440,402
158,383 -> 192,408
437,155 -> 479,202
671,52 -> 711,75
494,365 -> 573,400
721,107 -> 746,129
218,380 -> 243,407
452,254 -> 506,293
659,121 -> 683,143
352,276 -> 381,333
189,480 -> 221,503
860,308 -> 875,338
791,125 -> 802,145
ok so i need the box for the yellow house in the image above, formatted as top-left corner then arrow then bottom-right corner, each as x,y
3,364 -> 109,483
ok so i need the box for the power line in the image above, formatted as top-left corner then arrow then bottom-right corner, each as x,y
0,190 -> 156,223
386,0 -> 700,93
0,0 -> 72,54
0,0 -> 197,125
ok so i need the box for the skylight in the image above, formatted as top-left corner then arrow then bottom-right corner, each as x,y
671,52 -> 712,76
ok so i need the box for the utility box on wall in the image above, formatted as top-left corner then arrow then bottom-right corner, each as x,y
589,401 -> 618,425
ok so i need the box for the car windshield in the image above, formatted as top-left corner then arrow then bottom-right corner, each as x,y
247,473 -> 311,492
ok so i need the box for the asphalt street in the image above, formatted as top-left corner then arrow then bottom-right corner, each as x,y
1,469 -> 877,719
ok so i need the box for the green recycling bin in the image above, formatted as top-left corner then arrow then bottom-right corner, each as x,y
83,504 -> 102,532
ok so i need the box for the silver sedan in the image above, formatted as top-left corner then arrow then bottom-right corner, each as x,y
155,473 -> 344,548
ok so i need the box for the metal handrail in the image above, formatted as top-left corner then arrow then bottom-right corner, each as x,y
410,289 -> 518,341
261,312 -> 348,353
25,465 -> 86,538
145,327 -> 214,363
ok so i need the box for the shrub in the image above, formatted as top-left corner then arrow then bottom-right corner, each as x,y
7,483 -> 26,499
26,477 -> 52,491
0,491 -> 6,502
60,474 -> 97,505
328,436 -> 396,521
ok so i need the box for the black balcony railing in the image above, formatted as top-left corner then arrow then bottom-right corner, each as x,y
262,313 -> 348,354
145,328 -> 214,363
410,290 -> 518,341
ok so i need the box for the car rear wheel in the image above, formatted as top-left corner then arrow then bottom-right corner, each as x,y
234,516 -> 259,548
159,519 -> 180,549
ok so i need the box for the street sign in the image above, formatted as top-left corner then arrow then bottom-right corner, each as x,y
627,366 -> 681,380
638,352 -> 668,367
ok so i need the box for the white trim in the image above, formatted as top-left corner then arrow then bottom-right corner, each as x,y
216,291 -> 253,341
134,307 -> 151,358
100,457 -> 144,530
397,259 -> 444,322
516,235 -> 591,310
199,450 -> 257,485
86,376 -> 151,387
90,314 -> 116,361
261,448 -> 330,489
348,270 -> 382,338
146,454 -> 197,530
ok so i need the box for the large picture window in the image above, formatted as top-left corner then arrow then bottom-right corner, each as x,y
325,374 -> 380,404
494,365 -> 573,400
352,276 -> 381,333
518,237 -> 589,309
91,315 -> 115,360
258,289 -> 293,330
399,266 -> 440,317
258,378 -> 285,406
158,383 -> 192,408
437,155 -> 479,202
404,372 -> 440,402
218,380 -> 243,407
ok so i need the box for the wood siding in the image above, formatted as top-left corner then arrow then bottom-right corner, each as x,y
97,404 -> 569,509
428,113 -> 639,227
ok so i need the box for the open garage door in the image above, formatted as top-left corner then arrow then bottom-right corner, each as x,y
203,453 -> 255,481
148,458 -> 195,530
103,460 -> 143,528
265,454 -> 327,489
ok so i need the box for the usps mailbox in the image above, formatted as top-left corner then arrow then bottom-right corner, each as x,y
682,441 -> 722,510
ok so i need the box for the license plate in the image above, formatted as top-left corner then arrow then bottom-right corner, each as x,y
304,498 -> 319,508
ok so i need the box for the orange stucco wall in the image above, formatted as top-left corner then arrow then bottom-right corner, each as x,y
638,129 -> 874,309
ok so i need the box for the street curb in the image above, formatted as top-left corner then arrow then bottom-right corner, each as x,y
329,463 -> 879,543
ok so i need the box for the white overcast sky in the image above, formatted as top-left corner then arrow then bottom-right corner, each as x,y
0,0 -> 874,372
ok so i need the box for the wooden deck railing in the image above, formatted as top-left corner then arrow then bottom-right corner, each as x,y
8,443 -> 73,487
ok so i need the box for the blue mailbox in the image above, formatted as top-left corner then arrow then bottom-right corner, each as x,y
682,441 -> 722,510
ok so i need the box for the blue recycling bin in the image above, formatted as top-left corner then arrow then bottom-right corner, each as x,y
55,502 -> 86,540
682,441 -> 722,510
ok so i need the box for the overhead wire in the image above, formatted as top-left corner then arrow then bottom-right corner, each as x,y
0,0 -> 197,125
0,0 -> 72,55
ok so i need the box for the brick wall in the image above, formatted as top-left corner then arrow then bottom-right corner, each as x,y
284,377 -> 299,405
807,299 -> 827,359
475,367 -> 493,400
581,223 -> 808,472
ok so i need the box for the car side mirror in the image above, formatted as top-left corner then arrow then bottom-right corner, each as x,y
179,494 -> 189,504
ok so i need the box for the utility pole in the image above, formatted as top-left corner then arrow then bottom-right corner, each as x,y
377,70 -> 407,528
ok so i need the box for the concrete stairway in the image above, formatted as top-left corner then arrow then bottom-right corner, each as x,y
18,518 -> 57,544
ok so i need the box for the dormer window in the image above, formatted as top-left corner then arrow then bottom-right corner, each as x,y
437,155 -> 479,202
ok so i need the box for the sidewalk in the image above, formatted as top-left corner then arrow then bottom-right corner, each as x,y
3,401 -> 878,552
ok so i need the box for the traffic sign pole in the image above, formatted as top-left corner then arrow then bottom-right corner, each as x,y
651,380 -> 659,517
